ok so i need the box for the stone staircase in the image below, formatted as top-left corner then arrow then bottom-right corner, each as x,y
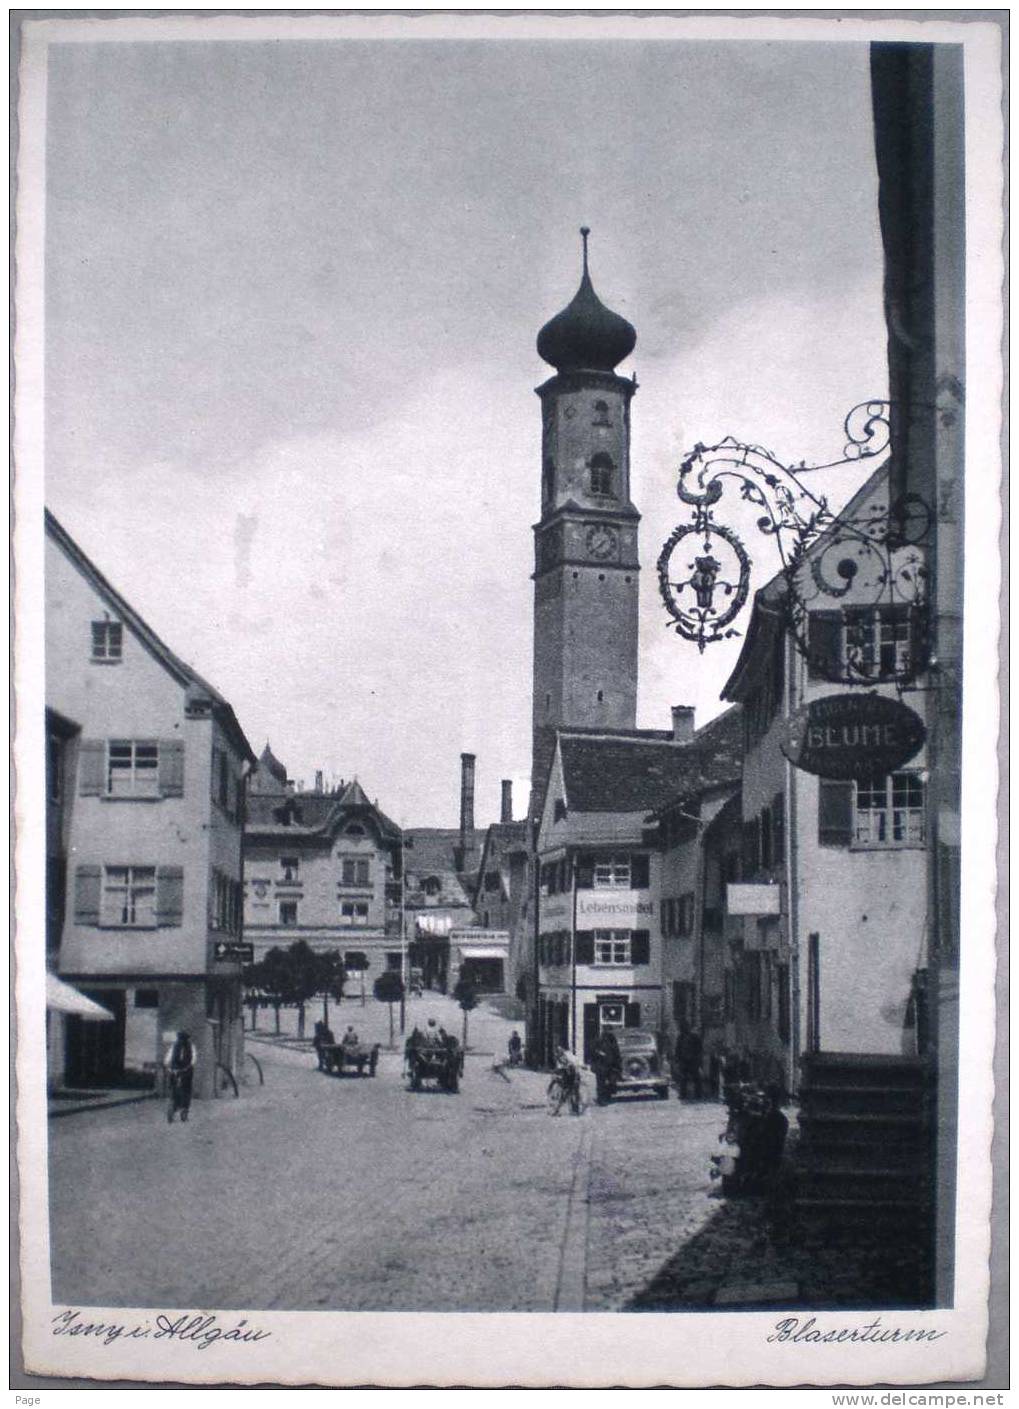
794,1051 -> 935,1220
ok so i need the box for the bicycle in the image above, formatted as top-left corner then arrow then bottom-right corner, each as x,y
547,1067 -> 585,1116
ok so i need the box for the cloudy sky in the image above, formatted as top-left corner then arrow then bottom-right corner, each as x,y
42,23 -> 887,827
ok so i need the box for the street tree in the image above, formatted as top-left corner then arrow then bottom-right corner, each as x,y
453,974 -> 479,1050
286,939 -> 322,1039
259,947 -> 292,1034
373,970 -> 404,1048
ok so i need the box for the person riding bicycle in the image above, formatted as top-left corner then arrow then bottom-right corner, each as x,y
554,1044 -> 581,1090
164,1030 -> 197,1124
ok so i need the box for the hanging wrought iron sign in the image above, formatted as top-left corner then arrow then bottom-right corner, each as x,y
780,692 -> 927,779
657,399 -> 941,684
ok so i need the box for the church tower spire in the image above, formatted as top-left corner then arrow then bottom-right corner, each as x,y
529,230 -> 640,820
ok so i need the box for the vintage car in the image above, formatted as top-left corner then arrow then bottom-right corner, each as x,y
405,1032 -> 463,1093
320,1038 -> 381,1077
595,1029 -> 670,1102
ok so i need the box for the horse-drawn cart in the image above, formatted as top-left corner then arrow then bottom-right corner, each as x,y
321,1039 -> 381,1077
404,1031 -> 463,1093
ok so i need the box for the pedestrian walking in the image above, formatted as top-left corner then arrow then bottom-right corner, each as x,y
164,1030 -> 197,1123
507,1030 -> 523,1066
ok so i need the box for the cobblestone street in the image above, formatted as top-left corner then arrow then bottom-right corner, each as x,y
48,996 -> 731,1313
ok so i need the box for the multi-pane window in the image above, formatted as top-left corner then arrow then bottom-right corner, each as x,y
279,899 -> 298,926
102,866 -> 156,927
594,854 -> 630,888
593,929 -> 631,965
854,772 -> 925,846
844,606 -> 913,680
341,858 -> 371,887
340,900 -> 369,924
91,620 -> 123,662
211,870 -> 242,934
107,740 -> 160,797
280,856 -> 300,882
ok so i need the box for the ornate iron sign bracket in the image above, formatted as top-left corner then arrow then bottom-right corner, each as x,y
657,400 -> 935,685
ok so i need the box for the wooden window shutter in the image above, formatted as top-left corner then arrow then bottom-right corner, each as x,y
73,864 -> 102,923
575,932 -> 594,964
159,739 -> 185,797
631,930 -> 651,964
818,780 -> 853,847
78,740 -> 105,796
808,610 -> 842,681
575,856 -> 594,890
630,854 -> 650,889
772,791 -> 785,862
155,866 -> 184,926
742,817 -> 760,873
625,1002 -> 641,1027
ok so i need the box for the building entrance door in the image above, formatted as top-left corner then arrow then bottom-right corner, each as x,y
64,988 -> 126,1087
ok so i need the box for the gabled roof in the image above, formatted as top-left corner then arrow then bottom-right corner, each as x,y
471,819 -> 530,908
245,780 -> 401,847
46,509 -> 256,765
558,709 -> 743,815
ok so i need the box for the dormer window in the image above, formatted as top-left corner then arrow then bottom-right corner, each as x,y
91,620 -> 123,662
423,876 -> 442,898
345,823 -> 366,838
589,453 -> 615,498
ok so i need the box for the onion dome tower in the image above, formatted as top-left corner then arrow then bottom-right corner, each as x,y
529,229 -> 641,822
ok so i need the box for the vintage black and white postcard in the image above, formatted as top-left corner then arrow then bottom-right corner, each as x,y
13,8 -> 1004,1391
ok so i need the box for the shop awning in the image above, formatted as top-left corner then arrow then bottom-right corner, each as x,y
458,946 -> 507,961
416,914 -> 453,936
46,973 -> 115,1021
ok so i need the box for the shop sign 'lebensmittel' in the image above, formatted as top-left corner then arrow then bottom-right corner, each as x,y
781,692 -> 926,780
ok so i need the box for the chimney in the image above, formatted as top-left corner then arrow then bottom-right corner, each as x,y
459,753 -> 476,853
671,705 -> 696,743
500,779 -> 513,824
314,769 -> 324,793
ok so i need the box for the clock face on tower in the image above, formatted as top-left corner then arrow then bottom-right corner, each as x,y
585,525 -> 618,561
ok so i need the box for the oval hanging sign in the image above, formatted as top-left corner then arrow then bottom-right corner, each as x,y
781,692 -> 926,779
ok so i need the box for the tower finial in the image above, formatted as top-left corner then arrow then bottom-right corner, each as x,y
580,226 -> 591,276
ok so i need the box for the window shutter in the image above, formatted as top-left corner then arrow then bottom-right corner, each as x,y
78,740 -> 105,796
73,864 -> 102,923
575,932 -> 594,964
630,854 -> 650,889
575,856 -> 594,889
742,817 -> 760,874
772,791 -> 785,863
159,739 -> 185,797
625,1002 -> 641,1028
156,866 -> 184,926
631,930 -> 650,965
818,780 -> 853,847
808,611 -> 843,681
